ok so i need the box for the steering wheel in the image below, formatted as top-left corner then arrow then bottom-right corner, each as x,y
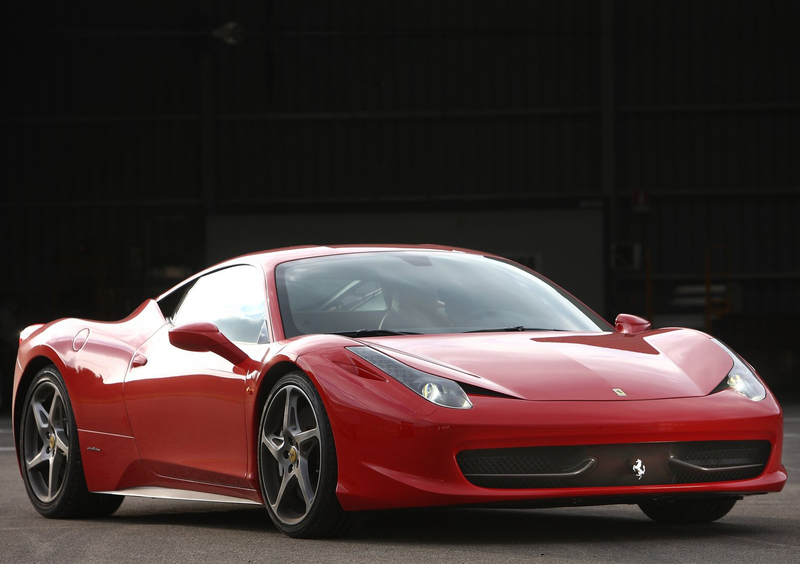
460,309 -> 502,326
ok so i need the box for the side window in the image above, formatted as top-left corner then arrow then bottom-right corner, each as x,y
173,265 -> 269,344
156,281 -> 194,322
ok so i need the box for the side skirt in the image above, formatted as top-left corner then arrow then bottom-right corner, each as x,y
96,486 -> 262,505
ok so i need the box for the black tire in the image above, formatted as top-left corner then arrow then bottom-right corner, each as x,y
638,497 -> 738,524
257,371 -> 355,538
19,365 -> 124,519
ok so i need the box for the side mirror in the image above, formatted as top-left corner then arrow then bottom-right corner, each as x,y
169,322 -> 249,365
615,313 -> 651,335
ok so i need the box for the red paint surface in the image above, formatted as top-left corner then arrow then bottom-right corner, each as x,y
12,245 -> 786,511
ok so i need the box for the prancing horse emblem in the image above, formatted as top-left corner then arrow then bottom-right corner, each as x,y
632,459 -> 646,480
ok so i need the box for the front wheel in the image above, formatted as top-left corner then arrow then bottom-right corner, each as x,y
19,365 -> 123,518
638,498 -> 738,524
257,371 -> 354,538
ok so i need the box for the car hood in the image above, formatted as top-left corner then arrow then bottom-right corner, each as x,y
361,329 -> 733,401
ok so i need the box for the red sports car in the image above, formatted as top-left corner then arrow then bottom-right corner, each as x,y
12,245 -> 786,537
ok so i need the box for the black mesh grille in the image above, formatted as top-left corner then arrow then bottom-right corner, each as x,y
459,454 -> 560,476
670,441 -> 770,484
671,467 -> 761,484
676,442 -> 770,468
457,440 -> 770,489
457,445 -> 590,488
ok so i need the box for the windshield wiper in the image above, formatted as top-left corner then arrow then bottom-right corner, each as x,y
331,329 -> 422,337
463,326 -> 561,333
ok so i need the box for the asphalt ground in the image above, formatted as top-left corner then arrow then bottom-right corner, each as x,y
1,401 -> 798,564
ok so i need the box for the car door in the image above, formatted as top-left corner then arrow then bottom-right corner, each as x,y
123,265 -> 270,488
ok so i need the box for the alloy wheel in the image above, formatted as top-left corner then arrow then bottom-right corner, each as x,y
23,379 -> 70,503
260,384 -> 322,525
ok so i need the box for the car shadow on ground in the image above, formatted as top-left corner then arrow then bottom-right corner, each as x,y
348,507 -> 765,545
109,503 -> 273,533
105,502 -> 764,545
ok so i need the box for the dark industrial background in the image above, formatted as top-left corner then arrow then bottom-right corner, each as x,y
1,0 -> 798,409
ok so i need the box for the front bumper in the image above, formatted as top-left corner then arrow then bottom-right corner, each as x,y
311,360 -> 786,512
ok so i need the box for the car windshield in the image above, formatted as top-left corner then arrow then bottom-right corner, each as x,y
275,251 -> 608,338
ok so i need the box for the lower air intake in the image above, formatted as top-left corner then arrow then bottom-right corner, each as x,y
457,440 -> 770,489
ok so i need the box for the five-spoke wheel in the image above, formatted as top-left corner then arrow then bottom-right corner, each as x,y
258,371 -> 353,537
19,366 -> 123,518
22,375 -> 71,503
260,382 -> 321,524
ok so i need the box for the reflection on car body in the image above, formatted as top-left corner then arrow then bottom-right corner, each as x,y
12,245 -> 786,538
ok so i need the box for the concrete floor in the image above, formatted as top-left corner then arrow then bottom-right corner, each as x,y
1,403 -> 798,564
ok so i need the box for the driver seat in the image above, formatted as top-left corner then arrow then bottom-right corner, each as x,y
379,285 -> 452,330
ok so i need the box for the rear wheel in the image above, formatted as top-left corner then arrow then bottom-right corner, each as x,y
19,365 -> 123,518
639,498 -> 737,524
257,371 -> 354,538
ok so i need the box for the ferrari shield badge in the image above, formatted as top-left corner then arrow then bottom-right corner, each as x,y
632,459 -> 646,480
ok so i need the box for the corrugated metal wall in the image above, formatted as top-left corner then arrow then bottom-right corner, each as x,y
1,0 -> 798,324
212,0 -> 601,204
612,0 -> 799,323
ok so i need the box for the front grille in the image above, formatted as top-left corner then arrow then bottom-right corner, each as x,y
670,441 -> 771,484
457,440 -> 770,489
457,446 -> 590,489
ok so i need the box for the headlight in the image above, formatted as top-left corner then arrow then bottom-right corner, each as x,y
348,346 -> 473,409
712,339 -> 766,401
